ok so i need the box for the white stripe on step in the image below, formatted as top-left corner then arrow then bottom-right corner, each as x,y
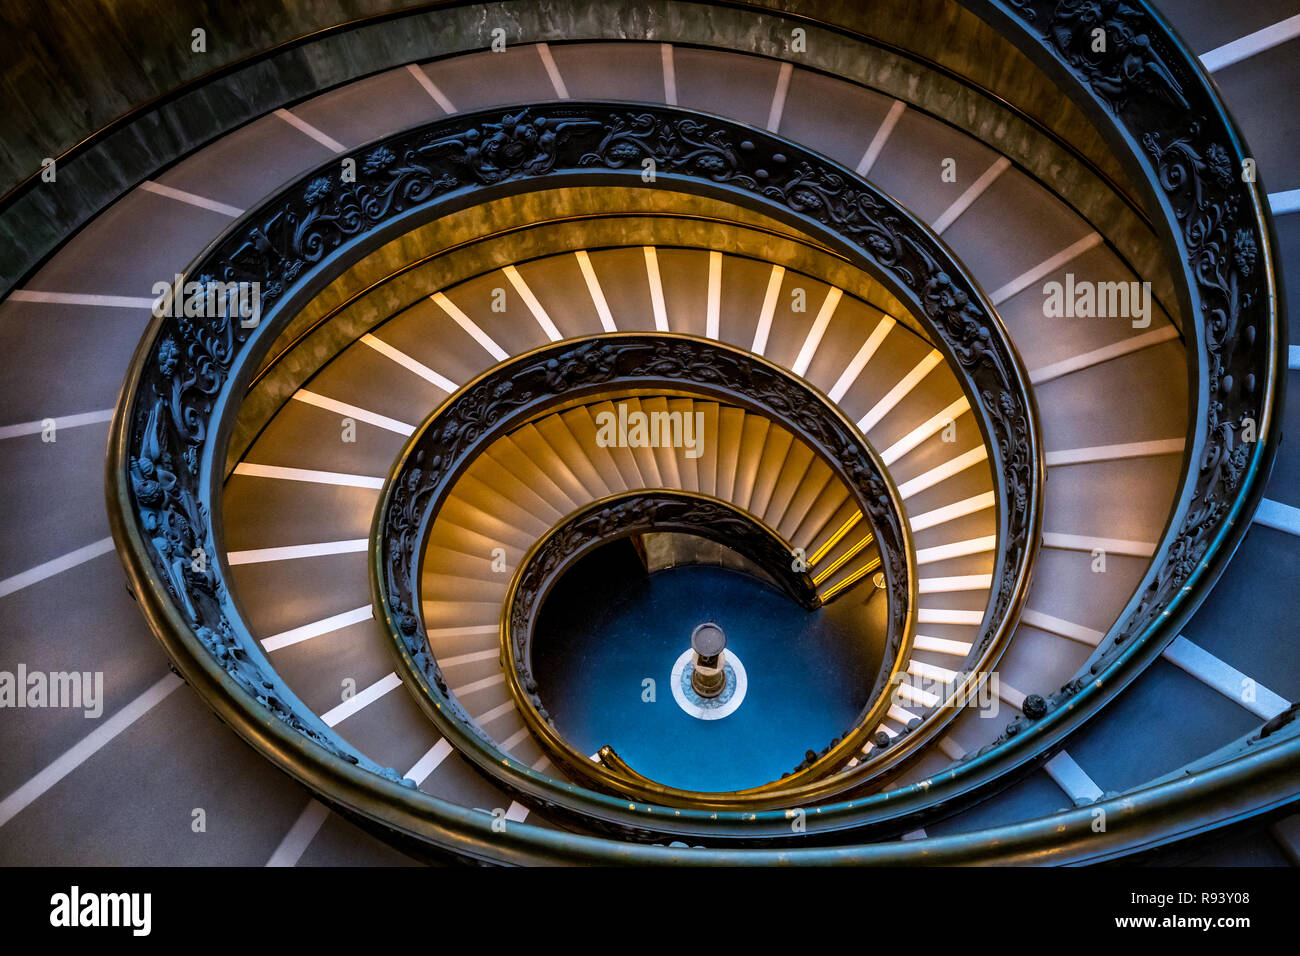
791,287 -> 842,377
938,737 -> 966,760
661,44 -> 678,104
855,100 -> 905,177
912,635 -> 973,656
292,390 -> 414,436
880,398 -> 970,466
503,265 -> 561,341
320,672 -> 402,726
767,62 -> 793,131
0,408 -> 114,440
0,673 -> 182,829
0,537 -> 115,599
888,704 -> 920,728
1163,635 -> 1290,720
897,682 -> 940,708
997,679 -> 1026,711
1029,326 -> 1180,385
262,605 -> 372,652
226,538 -> 368,566
1020,609 -> 1104,646
1044,437 -> 1184,466
706,250 -> 722,340
918,573 -> 990,593
405,63 -> 457,112
1041,532 -> 1154,558
432,292 -> 508,361
896,446 -> 987,500
406,739 -> 455,785
474,700 -> 517,726
500,727 -> 536,753
360,333 -> 459,392
908,491 -> 996,533
857,351 -> 942,433
536,43 -> 570,98
1043,751 -> 1103,804
450,673 -> 506,697
8,290 -> 159,309
917,608 -> 982,625
988,233 -> 1103,305
265,799 -> 331,867
828,315 -> 895,403
440,648 -> 502,668
914,535 -> 996,566
751,265 -> 785,356
232,462 -> 384,489
274,108 -> 346,153
426,623 -> 499,639
575,251 -> 617,332
1200,15 -> 1300,72
909,660 -> 957,683
1270,189 -> 1300,217
932,157 -> 1010,234
1254,498 -> 1300,536
644,247 -> 669,332
140,180 -> 244,217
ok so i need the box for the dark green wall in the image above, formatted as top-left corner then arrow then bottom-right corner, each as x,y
0,0 -> 1150,296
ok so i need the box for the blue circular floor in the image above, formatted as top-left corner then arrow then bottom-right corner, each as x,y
531,546 -> 884,791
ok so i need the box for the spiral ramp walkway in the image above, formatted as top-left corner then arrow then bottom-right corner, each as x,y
0,0 -> 1296,866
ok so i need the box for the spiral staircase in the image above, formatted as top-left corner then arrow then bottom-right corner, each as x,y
0,0 -> 1296,866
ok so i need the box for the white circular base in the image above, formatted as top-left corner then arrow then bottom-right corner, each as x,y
670,648 -> 748,720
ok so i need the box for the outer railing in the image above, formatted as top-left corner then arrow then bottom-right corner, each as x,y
374,336 -> 916,812
108,98 -> 1039,847
931,0 -> 1288,778
102,0 -> 1288,856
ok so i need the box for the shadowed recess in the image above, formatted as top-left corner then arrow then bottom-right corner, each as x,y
531,541 -> 886,791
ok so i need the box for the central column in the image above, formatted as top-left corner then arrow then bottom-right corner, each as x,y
690,622 -> 727,699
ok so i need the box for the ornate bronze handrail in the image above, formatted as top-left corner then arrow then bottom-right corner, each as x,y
109,96 -> 1044,848
102,0 -> 1286,854
375,336 -> 916,810
929,0 -> 1287,781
